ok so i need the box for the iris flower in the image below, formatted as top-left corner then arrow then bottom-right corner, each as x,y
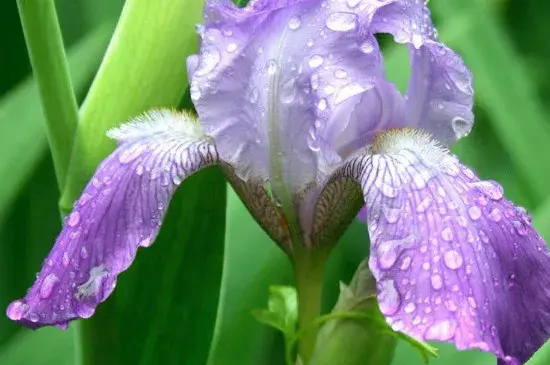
8,0 -> 550,364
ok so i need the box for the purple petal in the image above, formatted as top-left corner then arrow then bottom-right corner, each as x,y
371,0 -> 474,145
7,110 -> 218,329
190,0 -> 387,189
340,129 -> 550,364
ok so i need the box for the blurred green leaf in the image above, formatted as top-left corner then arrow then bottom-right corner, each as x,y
0,326 -> 75,365
110,167 -> 227,365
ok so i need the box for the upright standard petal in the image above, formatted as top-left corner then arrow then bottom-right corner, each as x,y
7,110 -> 218,329
190,0 -> 385,191
370,0 -> 474,145
327,129 -> 550,364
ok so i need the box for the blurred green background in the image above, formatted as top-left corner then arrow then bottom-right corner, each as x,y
0,0 -> 549,364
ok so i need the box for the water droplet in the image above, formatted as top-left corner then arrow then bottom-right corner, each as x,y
488,208 -> 502,222
513,220 -> 529,236
248,88 -> 259,104
444,299 -> 457,311
400,256 -> 412,270
471,181 -> 503,200
416,196 -> 432,213
80,247 -> 89,259
267,60 -> 278,75
140,237 -> 152,247
29,312 -> 40,323
308,55 -> 324,68
190,82 -> 201,101
62,252 -> 70,267
422,262 -> 430,271
306,39 -> 314,47
378,280 -> 401,315
359,39 -> 374,53
195,47 -> 221,76
467,296 -> 477,308
430,275 -> 442,289
325,12 -> 358,32
405,302 -> 416,313
280,79 -> 296,103
40,273 -> 59,299
424,319 -> 456,341
136,165 -> 144,176
7,301 -> 29,320
287,15 -> 301,30
317,98 -> 328,111
68,212 -> 80,227
468,206 -> 482,220
334,69 -> 348,79
376,235 -> 416,269
441,227 -> 454,242
444,250 -> 463,269
226,43 -> 238,53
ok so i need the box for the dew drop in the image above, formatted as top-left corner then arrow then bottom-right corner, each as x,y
416,196 -> 432,213
376,235 -> 416,270
400,256 -> 412,270
444,250 -> 463,269
488,208 -> 502,222
40,273 -> 59,299
468,206 -> 482,220
68,211 -> 80,227
378,280 -> 401,315
287,15 -> 301,30
308,55 -> 324,68
62,252 -> 70,268
7,301 -> 29,320
359,39 -> 374,53
424,319 -> 456,341
317,98 -> 328,111
225,43 -> 238,53
248,88 -> 259,104
471,181 -> 503,200
325,12 -> 358,32
441,227 -> 454,242
404,302 -> 416,313
267,60 -> 278,75
444,299 -> 458,312
430,274 -> 442,290
29,312 -> 40,323
80,247 -> 89,259
195,48 -> 221,76
334,69 -> 348,79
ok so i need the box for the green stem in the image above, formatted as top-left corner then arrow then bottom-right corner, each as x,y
293,247 -> 328,364
16,0 -> 79,190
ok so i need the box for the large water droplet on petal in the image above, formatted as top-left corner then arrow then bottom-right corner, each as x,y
308,55 -> 324,68
468,206 -> 482,220
68,211 -> 80,227
39,273 -> 59,299
325,12 -> 358,32
424,319 -> 457,341
430,274 -> 443,290
444,250 -> 463,269
287,15 -> 301,30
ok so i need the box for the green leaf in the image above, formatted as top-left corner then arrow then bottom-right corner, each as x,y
111,167 -> 227,365
252,286 -> 298,336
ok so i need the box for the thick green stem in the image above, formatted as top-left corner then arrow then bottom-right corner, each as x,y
293,247 -> 328,364
16,0 -> 79,190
